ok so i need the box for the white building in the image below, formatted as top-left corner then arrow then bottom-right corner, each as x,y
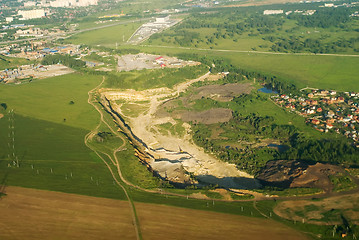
18,9 -> 45,20
155,16 -> 170,23
263,10 -> 284,15
5,17 -> 14,22
324,3 -> 334,7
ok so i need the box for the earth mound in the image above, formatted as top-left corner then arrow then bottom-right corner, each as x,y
257,160 -> 308,188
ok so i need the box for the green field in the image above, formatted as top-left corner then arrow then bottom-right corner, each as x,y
65,22 -> 143,48
133,45 -> 359,92
0,114 -> 126,199
0,73 -> 101,130
0,56 -> 33,71
106,64 -> 208,90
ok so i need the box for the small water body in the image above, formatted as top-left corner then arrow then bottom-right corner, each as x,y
267,144 -> 288,152
258,87 -> 278,94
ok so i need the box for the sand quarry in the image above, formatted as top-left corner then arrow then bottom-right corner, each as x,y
0,186 -> 308,240
103,72 -> 260,189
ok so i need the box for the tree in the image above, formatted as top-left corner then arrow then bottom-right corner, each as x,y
0,103 -> 7,110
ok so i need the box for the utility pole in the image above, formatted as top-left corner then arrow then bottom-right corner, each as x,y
8,109 -> 18,167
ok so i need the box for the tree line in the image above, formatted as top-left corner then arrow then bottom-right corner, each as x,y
41,54 -> 85,69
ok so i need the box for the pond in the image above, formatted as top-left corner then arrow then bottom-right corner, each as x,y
267,144 -> 289,152
258,87 -> 278,94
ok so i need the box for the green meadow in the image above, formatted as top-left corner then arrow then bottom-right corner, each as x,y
132,45 -> 359,92
0,114 -> 126,199
65,22 -> 142,48
0,56 -> 33,71
0,73 -> 101,130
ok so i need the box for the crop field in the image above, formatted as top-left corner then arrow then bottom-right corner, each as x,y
0,186 -> 309,240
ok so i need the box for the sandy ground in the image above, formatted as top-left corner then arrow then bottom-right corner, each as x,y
103,73 -> 260,189
0,186 -> 309,240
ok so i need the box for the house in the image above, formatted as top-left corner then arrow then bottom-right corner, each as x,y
312,119 -> 320,125
337,96 -> 345,103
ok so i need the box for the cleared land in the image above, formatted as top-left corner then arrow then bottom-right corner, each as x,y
0,186 -> 308,240
274,192 -> 359,225
0,186 -> 135,240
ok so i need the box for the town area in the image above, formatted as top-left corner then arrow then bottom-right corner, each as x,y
272,89 -> 359,146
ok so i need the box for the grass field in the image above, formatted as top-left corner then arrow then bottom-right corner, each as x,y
0,114 -> 126,199
0,56 -> 33,71
106,64 -> 208,90
0,73 -> 101,130
65,22 -> 142,48
133,45 -> 359,92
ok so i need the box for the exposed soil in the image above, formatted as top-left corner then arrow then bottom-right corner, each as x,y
290,163 -> 343,192
179,108 -> 232,124
0,186 -> 136,240
136,200 -> 309,240
102,73 -> 260,189
257,160 -> 309,188
274,192 -> 359,225
191,82 -> 253,102
257,161 -> 343,192
0,186 -> 309,240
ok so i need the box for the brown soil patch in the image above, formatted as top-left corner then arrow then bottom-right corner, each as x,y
290,163 -> 342,192
190,192 -> 210,199
192,82 -> 253,102
257,161 -> 343,191
0,186 -> 136,240
212,188 -> 232,200
274,192 -> 359,225
0,113 -> 4,119
180,108 -> 232,124
0,187 -> 309,240
136,201 -> 309,240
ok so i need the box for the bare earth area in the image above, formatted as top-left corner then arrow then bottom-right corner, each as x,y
274,192 -> 359,225
103,73 -> 260,189
0,187 -> 308,240
0,186 -> 136,240
180,108 -> 232,124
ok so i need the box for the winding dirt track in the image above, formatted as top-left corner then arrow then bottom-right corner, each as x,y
85,76 -> 141,240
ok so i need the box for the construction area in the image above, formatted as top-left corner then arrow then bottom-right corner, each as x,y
127,16 -> 180,44
0,64 -> 74,84
117,53 -> 200,71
